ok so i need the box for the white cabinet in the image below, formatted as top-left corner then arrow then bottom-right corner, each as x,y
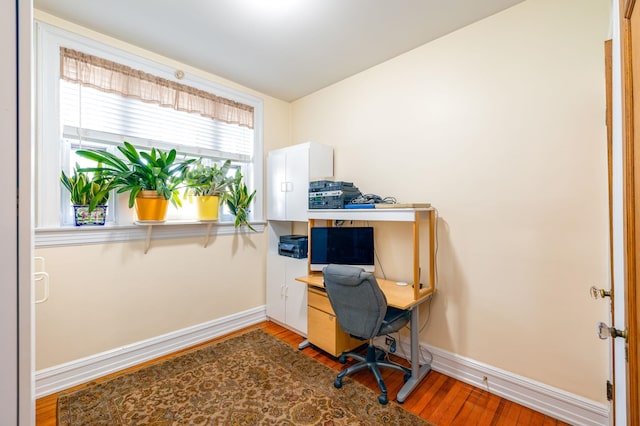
266,252 -> 309,335
266,142 -> 333,335
267,142 -> 333,222
266,221 -> 311,335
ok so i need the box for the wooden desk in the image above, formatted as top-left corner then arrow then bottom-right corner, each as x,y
298,207 -> 436,402
298,273 -> 433,310
295,273 -> 434,403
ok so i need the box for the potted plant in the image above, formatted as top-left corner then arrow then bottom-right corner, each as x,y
223,169 -> 257,231
60,164 -> 113,226
184,159 -> 234,221
76,141 -> 194,221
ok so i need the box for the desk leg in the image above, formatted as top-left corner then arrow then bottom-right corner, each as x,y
396,304 -> 431,403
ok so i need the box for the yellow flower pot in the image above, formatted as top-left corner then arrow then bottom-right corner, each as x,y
195,195 -> 220,221
134,190 -> 169,221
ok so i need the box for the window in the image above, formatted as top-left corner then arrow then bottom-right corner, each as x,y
36,22 -> 264,246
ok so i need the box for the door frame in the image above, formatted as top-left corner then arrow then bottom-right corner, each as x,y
619,0 -> 640,423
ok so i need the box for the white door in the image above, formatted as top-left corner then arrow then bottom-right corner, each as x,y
608,24 -> 627,422
0,2 -> 19,422
1,0 -> 33,424
608,1 -> 639,423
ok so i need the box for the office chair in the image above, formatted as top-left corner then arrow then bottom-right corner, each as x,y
322,264 -> 412,404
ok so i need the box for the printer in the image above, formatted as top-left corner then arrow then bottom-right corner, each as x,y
278,235 -> 308,259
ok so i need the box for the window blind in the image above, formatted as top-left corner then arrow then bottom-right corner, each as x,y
61,80 -> 254,162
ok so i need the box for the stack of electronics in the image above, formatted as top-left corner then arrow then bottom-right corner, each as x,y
308,180 -> 362,209
278,235 -> 308,259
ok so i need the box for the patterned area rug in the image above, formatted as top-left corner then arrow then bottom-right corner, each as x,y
58,329 -> 429,425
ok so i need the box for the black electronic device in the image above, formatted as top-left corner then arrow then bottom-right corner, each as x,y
310,227 -> 374,272
278,235 -> 308,259
309,180 -> 355,192
308,180 -> 361,209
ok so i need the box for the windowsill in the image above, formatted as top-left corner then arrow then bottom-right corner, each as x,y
35,220 -> 266,248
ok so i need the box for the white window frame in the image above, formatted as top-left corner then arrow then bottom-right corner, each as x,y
35,22 -> 264,248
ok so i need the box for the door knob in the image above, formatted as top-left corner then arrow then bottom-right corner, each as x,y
597,322 -> 628,341
590,286 -> 611,299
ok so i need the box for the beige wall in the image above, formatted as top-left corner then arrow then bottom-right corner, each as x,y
35,237 -> 267,368
291,0 -> 610,403
34,12 -> 290,369
35,0 -> 612,404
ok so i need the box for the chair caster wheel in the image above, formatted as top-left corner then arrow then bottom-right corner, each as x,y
378,394 -> 388,405
334,379 -> 342,389
338,355 -> 347,364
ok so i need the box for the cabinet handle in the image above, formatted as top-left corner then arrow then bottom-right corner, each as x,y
280,182 -> 287,192
34,271 -> 50,304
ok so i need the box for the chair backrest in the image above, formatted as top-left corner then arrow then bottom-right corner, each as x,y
322,264 -> 388,339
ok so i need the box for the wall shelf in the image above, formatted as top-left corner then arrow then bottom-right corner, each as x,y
134,220 -> 218,253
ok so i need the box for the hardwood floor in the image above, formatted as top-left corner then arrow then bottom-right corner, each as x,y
36,321 -> 570,425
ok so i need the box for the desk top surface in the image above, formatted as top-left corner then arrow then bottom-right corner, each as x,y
296,274 -> 434,310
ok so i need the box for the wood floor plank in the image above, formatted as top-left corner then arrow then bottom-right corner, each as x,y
496,401 -> 523,425
517,406 -> 534,425
463,387 -> 493,423
450,386 -> 482,425
477,391 -> 505,425
402,370 -> 448,413
419,376 -> 458,418
428,380 -> 470,425
529,410 -> 546,425
36,321 -> 574,425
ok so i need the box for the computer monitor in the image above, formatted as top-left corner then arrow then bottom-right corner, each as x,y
310,226 -> 375,272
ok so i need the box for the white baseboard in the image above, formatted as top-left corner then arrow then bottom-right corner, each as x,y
36,310 -> 610,426
377,336 -> 610,426
35,306 -> 267,398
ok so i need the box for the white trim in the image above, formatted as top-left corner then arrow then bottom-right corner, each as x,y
35,221 -> 265,248
382,336 -> 609,426
35,21 -> 265,229
35,306 -> 267,397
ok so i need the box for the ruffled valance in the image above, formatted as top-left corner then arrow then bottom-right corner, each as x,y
60,47 -> 254,129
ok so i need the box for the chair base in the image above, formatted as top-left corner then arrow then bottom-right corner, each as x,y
333,341 -> 411,404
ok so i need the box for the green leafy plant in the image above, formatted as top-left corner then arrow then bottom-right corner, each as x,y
76,141 -> 195,209
184,159 -> 234,197
60,164 -> 113,211
224,169 -> 257,231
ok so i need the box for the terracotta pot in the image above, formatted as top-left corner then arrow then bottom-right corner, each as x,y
195,195 -> 220,221
134,190 -> 169,221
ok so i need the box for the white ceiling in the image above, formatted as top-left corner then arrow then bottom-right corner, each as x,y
34,0 -> 525,101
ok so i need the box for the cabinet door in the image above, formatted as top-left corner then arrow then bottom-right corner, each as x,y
284,146 -> 310,222
284,258 -> 309,334
266,252 -> 286,323
266,149 -> 287,220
